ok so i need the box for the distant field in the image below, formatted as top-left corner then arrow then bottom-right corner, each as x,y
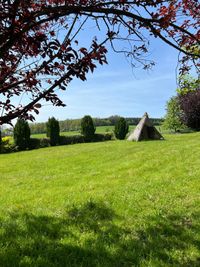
31,125 -> 136,138
0,132 -> 200,266
31,125 -> 166,139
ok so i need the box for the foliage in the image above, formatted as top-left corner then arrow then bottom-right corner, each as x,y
29,138 -> 51,149
59,133 -> 113,144
163,96 -> 184,132
39,138 -> 51,148
177,76 -> 200,130
2,136 -> 11,145
59,135 -> 85,146
0,136 -> 15,153
177,75 -> 200,95
1,133 -> 200,266
81,115 -> 96,142
0,0 -> 199,125
179,89 -> 200,130
92,133 -> 113,142
46,117 -> 60,146
13,119 -> 30,150
114,117 -> 129,140
28,138 -> 41,150
1,130 -> 113,154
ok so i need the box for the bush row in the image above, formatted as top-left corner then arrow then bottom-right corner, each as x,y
0,114 -> 128,154
30,133 -> 113,149
0,133 -> 113,153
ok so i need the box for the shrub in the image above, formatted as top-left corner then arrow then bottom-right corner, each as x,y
93,133 -> 113,142
59,133 -> 113,145
46,117 -> 60,146
114,117 -> 129,140
24,138 -> 51,150
39,138 -> 51,148
14,119 -> 30,150
0,136 -> 15,153
81,115 -> 95,142
28,138 -> 41,150
2,136 -> 11,145
59,135 -> 84,145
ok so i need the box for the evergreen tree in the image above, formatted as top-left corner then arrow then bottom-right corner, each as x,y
14,119 -> 30,150
46,117 -> 60,146
81,115 -> 95,142
114,117 -> 129,140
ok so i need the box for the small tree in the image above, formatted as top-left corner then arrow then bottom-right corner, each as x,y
163,96 -> 184,132
81,115 -> 95,142
46,117 -> 60,146
14,119 -> 30,150
114,117 -> 129,140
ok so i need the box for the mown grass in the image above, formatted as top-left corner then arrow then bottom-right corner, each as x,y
0,133 -> 200,266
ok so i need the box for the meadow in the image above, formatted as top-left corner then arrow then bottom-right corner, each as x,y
0,132 -> 200,266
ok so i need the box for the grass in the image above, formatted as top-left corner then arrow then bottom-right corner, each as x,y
0,132 -> 200,266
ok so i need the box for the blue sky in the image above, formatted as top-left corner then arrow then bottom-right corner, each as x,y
35,24 -> 179,122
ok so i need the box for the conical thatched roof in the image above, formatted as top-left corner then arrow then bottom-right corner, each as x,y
127,112 -> 164,141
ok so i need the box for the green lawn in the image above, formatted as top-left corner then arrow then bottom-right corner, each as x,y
0,133 -> 200,266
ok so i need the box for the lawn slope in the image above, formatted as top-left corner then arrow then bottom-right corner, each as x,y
0,133 -> 200,267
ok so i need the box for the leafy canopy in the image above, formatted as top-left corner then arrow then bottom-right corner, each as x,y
0,0 -> 199,125
178,76 -> 200,130
163,96 -> 184,132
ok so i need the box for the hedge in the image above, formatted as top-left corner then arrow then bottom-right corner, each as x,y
0,133 -> 113,154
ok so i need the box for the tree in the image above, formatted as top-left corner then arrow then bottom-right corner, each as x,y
14,119 -> 30,150
163,96 -> 184,132
46,117 -> 60,146
177,76 -> 200,130
178,89 -> 200,131
114,117 -> 129,140
179,89 -> 200,130
81,115 -> 95,141
0,1 -> 199,126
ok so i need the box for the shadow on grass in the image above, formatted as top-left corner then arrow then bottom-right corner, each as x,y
0,201 -> 200,267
